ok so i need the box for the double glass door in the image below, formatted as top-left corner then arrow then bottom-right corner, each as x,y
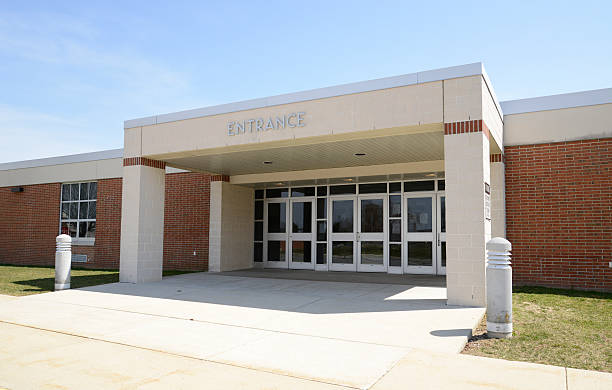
404,193 -> 446,275
329,195 -> 387,272
264,198 -> 315,269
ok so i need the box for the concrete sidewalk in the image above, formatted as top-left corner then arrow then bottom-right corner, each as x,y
1,322 -> 610,390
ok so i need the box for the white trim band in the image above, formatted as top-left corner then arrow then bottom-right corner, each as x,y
486,321 -> 513,334
501,88 -> 612,115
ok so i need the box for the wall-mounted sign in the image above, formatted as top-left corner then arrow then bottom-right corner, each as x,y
227,112 -> 306,136
484,182 -> 491,221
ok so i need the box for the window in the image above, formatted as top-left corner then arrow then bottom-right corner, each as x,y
60,182 -> 97,242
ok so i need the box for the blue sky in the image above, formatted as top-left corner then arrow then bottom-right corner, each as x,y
1,1 -> 610,163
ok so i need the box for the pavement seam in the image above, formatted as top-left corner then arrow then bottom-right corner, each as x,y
565,366 -> 568,390
363,352 -> 406,390
0,319 -> 357,390
10,297 -> 420,350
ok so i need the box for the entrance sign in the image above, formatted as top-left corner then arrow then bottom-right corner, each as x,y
227,112 -> 306,136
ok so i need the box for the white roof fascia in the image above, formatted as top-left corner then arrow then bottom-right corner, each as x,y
501,88 -> 612,115
0,148 -> 124,171
124,62 -> 486,129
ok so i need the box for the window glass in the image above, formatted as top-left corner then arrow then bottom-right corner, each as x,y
255,189 -> 264,199
61,182 -> 97,240
389,195 -> 401,218
406,197 -> 432,232
404,181 -> 434,192
291,187 -> 315,197
267,203 -> 286,233
437,180 -> 445,191
358,183 -> 387,194
316,243 -> 327,264
266,188 -> 289,198
389,244 -> 402,267
317,198 -> 327,219
389,219 -> 401,242
292,202 -> 312,233
317,186 -> 327,196
254,242 -> 263,262
389,182 -> 402,193
329,184 -> 356,195
317,221 -> 327,241
254,201 -> 264,220
332,200 -> 354,233
254,221 -> 263,241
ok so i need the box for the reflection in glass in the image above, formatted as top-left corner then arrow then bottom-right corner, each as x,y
267,241 -> 286,261
62,184 -> 70,201
292,202 -> 312,233
61,203 -> 69,219
361,241 -> 383,265
88,201 -> 96,219
89,182 -> 98,200
407,242 -> 432,266
332,200 -> 353,233
266,188 -> 289,198
292,241 -> 311,263
389,195 -> 401,218
361,199 -> 383,233
80,183 -> 89,200
332,241 -> 353,264
267,203 -> 286,233
80,202 -> 88,220
70,203 -> 78,219
61,222 -> 77,237
389,219 -> 401,242
407,198 -> 432,232
291,187 -> 315,197
317,221 -> 327,241
389,244 -> 401,267
70,184 -> 79,200
316,243 -> 327,264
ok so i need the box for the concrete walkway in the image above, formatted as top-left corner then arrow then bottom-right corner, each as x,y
0,273 -> 610,389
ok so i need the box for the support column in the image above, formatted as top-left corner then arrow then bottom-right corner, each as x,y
209,175 -> 254,272
490,154 -> 506,238
119,157 -> 166,283
444,120 -> 492,307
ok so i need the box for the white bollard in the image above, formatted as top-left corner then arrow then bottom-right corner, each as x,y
55,234 -> 72,291
486,237 -> 513,339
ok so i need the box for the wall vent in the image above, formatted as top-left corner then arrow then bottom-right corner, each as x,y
71,254 -> 87,263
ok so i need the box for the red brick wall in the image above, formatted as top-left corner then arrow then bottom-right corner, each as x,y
505,138 -> 612,291
91,178 -> 122,268
163,172 -> 211,271
0,183 -> 60,265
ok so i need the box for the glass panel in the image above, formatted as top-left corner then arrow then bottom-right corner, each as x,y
80,183 -> 89,200
389,219 -> 401,242
317,198 -> 326,219
407,242 -> 432,266
358,183 -> 387,194
79,221 -> 96,238
360,241 -> 383,265
88,201 -> 96,219
389,182 -> 401,193
267,202 -> 286,233
404,181 -> 434,192
291,187 -> 315,197
255,189 -> 264,199
389,195 -> 401,218
267,241 -> 286,261
316,243 -> 327,264
254,200 -> 263,220
254,242 -> 263,262
438,180 -> 445,191
70,184 -> 80,200
317,186 -> 327,196
266,188 -> 288,198
292,241 -> 311,263
332,241 -> 353,264
389,244 -> 401,267
361,199 -> 383,233
407,197 -> 432,232
254,221 -> 263,241
440,196 -> 446,233
332,200 -> 353,233
329,184 -> 356,195
69,202 -> 78,219
61,222 -> 77,237
441,241 -> 446,267
62,184 -> 70,201
292,201 -> 312,233
89,182 -> 97,200
317,221 -> 327,241
61,203 -> 69,219
79,202 -> 88,220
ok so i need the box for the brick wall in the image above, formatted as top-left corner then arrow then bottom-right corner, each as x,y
0,183 -> 60,265
163,172 -> 211,271
505,138 -> 612,291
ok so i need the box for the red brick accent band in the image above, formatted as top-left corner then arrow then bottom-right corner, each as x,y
444,119 -> 490,139
211,175 -> 230,182
490,153 -> 505,163
123,157 -> 166,169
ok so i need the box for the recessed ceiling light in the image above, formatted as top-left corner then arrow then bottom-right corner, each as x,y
425,173 -> 437,177
263,161 -> 272,165
354,153 -> 366,156
344,178 -> 354,182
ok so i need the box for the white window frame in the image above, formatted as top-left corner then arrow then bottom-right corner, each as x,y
59,181 -> 97,246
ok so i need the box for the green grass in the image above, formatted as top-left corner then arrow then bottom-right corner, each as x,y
0,265 -> 195,296
463,286 -> 612,372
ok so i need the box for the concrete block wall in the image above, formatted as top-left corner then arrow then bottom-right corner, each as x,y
505,138 -> 612,291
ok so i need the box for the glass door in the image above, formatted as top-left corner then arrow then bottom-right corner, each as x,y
404,194 -> 436,274
264,199 -> 288,268
289,198 -> 315,269
436,194 -> 447,275
329,196 -> 357,271
357,195 -> 387,272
